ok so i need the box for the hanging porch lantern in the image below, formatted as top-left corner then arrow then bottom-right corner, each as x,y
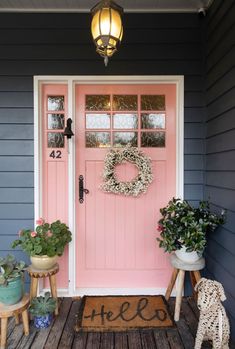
91,0 -> 123,66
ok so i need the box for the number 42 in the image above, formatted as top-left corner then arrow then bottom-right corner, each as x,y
49,150 -> 62,159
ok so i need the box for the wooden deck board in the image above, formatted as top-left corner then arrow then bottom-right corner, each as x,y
58,300 -> 80,349
153,330 -> 170,349
44,298 -> 73,349
140,330 -> 156,349
3,297 -> 235,348
100,332 -> 114,349
127,330 -> 142,349
168,298 -> 195,348
72,332 -> 88,349
114,332 -> 128,349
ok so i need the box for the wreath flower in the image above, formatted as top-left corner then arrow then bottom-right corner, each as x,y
101,145 -> 153,197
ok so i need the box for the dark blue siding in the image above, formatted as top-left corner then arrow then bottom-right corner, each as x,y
205,0 -> 235,339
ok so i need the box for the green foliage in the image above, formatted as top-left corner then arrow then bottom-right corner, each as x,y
12,220 -> 72,257
0,254 -> 26,286
29,292 -> 56,316
157,198 -> 226,253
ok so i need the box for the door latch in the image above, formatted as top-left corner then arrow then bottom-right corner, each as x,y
79,175 -> 89,203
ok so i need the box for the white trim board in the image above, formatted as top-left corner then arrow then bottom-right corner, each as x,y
34,75 -> 184,297
41,287 -> 177,297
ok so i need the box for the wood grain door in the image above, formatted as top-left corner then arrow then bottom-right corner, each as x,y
75,84 -> 176,290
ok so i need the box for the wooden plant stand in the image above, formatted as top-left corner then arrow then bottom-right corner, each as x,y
0,294 -> 30,349
27,263 -> 59,316
165,254 -> 205,321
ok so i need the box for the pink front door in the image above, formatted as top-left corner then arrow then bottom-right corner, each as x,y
75,84 -> 176,290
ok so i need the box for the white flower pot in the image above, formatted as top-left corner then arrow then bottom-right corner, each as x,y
175,246 -> 200,264
30,255 -> 58,270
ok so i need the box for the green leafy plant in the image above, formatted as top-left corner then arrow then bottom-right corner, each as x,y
29,292 -> 56,317
157,198 -> 225,254
12,218 -> 72,257
0,254 -> 26,286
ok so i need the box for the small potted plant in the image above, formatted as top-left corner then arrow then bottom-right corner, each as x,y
29,292 -> 56,329
0,254 -> 26,305
157,198 -> 225,263
12,218 -> 72,270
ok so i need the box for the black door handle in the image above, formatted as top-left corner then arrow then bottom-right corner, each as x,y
79,175 -> 89,203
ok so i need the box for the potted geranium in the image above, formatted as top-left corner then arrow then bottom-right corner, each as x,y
0,254 -> 26,305
29,292 -> 56,329
157,198 -> 225,263
12,218 -> 72,270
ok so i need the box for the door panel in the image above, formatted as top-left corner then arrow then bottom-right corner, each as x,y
75,84 -> 176,289
41,84 -> 69,288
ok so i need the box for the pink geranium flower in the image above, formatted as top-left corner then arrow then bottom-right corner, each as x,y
47,231 -> 53,237
36,218 -> 44,226
31,231 -> 37,238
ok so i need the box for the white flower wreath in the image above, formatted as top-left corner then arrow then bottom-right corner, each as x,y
101,145 -> 153,197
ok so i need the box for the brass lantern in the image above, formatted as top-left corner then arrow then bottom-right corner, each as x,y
91,0 -> 123,66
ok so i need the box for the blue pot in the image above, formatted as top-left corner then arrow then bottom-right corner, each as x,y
0,276 -> 24,305
34,313 -> 53,329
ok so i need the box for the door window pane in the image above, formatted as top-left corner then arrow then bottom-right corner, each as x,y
47,96 -> 64,111
48,114 -> 65,130
141,132 -> 165,147
141,113 -> 165,129
141,95 -> 165,111
86,113 -> 111,129
113,132 -> 138,147
47,132 -> 64,148
113,114 -> 138,129
113,95 -> 138,111
85,95 -> 111,111
86,132 -> 111,148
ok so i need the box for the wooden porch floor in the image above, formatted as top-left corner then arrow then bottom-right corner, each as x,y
4,297 -> 235,349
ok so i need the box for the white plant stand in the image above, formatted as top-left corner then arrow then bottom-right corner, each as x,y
165,254 -> 205,321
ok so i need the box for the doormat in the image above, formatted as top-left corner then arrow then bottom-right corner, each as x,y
75,295 -> 174,332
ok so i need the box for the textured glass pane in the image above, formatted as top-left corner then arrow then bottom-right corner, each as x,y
47,96 -> 64,111
86,132 -> 110,148
141,95 -> 165,110
113,132 -> 138,147
86,113 -> 110,129
141,113 -> 165,129
85,95 -> 110,111
113,95 -> 138,111
47,132 -> 64,148
48,114 -> 65,129
113,114 -> 138,129
141,132 -> 165,147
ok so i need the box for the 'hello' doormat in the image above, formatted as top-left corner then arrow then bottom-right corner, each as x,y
75,295 -> 174,332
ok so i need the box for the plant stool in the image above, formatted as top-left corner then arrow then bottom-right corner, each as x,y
27,263 -> 59,316
165,254 -> 205,321
0,294 -> 30,349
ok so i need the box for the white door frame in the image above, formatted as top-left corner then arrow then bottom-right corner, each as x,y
34,75 -> 184,296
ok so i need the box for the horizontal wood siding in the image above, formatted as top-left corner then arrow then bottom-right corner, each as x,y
0,13 -> 205,286
205,0 -> 235,339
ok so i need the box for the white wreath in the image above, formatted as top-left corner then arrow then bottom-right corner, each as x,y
101,146 -> 153,197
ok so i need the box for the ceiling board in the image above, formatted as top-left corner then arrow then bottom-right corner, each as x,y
0,0 -> 214,13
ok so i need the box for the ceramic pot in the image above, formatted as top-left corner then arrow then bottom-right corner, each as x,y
0,276 -> 24,305
34,313 -> 53,329
30,255 -> 58,270
175,246 -> 200,264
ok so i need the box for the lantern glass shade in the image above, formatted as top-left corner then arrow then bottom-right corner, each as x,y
91,0 -> 123,62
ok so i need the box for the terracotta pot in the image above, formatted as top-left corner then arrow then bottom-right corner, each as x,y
30,255 -> 58,270
175,246 -> 200,264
